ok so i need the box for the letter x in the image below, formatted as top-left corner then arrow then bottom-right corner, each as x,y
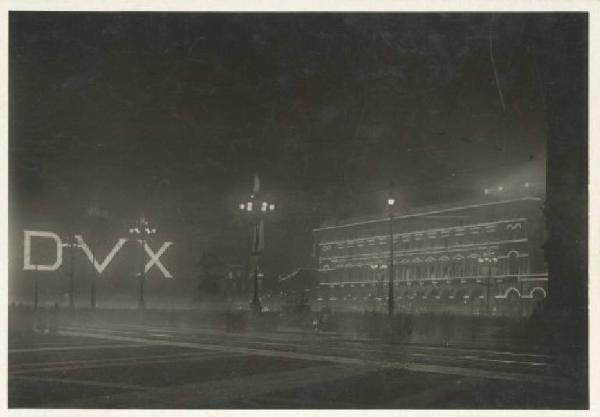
140,241 -> 173,278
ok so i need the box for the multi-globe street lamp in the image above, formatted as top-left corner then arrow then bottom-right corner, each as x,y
239,183 -> 275,314
478,251 -> 498,315
129,215 -> 156,310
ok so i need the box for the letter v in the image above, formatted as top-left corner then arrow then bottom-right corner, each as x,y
76,236 -> 128,274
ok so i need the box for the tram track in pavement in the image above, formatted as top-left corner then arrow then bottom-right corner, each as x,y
48,322 -> 565,387
65,321 -> 554,360
60,322 -> 557,373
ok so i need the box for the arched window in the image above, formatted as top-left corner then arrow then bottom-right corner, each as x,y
424,258 -> 435,278
531,287 -> 546,300
507,223 -> 522,241
443,260 -> 450,278
464,260 -> 470,277
508,251 -> 520,276
458,261 -> 464,277
468,257 -> 478,276
363,267 -> 370,282
434,262 -> 441,278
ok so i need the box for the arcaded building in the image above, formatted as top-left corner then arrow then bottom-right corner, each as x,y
313,196 -> 548,317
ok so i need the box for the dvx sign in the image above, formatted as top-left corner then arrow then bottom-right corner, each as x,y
23,230 -> 174,278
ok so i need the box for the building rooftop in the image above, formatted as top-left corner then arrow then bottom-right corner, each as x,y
314,196 -> 544,232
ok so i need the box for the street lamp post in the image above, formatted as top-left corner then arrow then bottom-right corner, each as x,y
86,203 -> 108,310
129,215 -> 156,310
251,251 -> 261,313
478,251 -> 498,315
63,234 -> 81,310
239,181 -> 275,314
370,263 -> 387,312
33,265 -> 39,311
90,253 -> 97,310
387,191 -> 396,317
69,237 -> 75,310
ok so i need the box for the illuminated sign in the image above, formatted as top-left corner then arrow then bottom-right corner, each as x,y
23,231 -> 63,271
76,236 -> 128,274
141,241 -> 173,278
23,230 -> 173,278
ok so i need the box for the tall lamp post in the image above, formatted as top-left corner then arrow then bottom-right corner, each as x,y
90,253 -> 97,310
387,189 -> 396,317
239,175 -> 275,314
478,251 -> 498,315
63,234 -> 81,310
129,215 -> 156,310
86,203 -> 108,310
33,265 -> 39,311
370,263 -> 387,312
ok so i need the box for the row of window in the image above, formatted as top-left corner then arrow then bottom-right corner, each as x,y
320,222 -> 525,255
321,253 -> 527,283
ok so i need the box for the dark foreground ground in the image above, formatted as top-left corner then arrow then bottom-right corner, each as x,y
8,312 -> 584,409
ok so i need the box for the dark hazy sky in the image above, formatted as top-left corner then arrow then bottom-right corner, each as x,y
9,13 -> 549,303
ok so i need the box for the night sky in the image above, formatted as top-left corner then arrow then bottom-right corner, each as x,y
9,12 -> 549,306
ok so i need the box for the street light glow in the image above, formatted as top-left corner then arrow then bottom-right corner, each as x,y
478,253 -> 497,264
237,176 -> 277,313
388,198 -> 395,206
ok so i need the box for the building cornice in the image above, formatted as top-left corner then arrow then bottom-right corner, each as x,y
313,197 -> 543,232
318,217 -> 526,246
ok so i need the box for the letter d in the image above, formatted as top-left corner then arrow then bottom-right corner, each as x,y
23,230 -> 63,271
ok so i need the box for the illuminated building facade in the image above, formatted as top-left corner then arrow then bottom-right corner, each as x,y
313,197 -> 547,317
